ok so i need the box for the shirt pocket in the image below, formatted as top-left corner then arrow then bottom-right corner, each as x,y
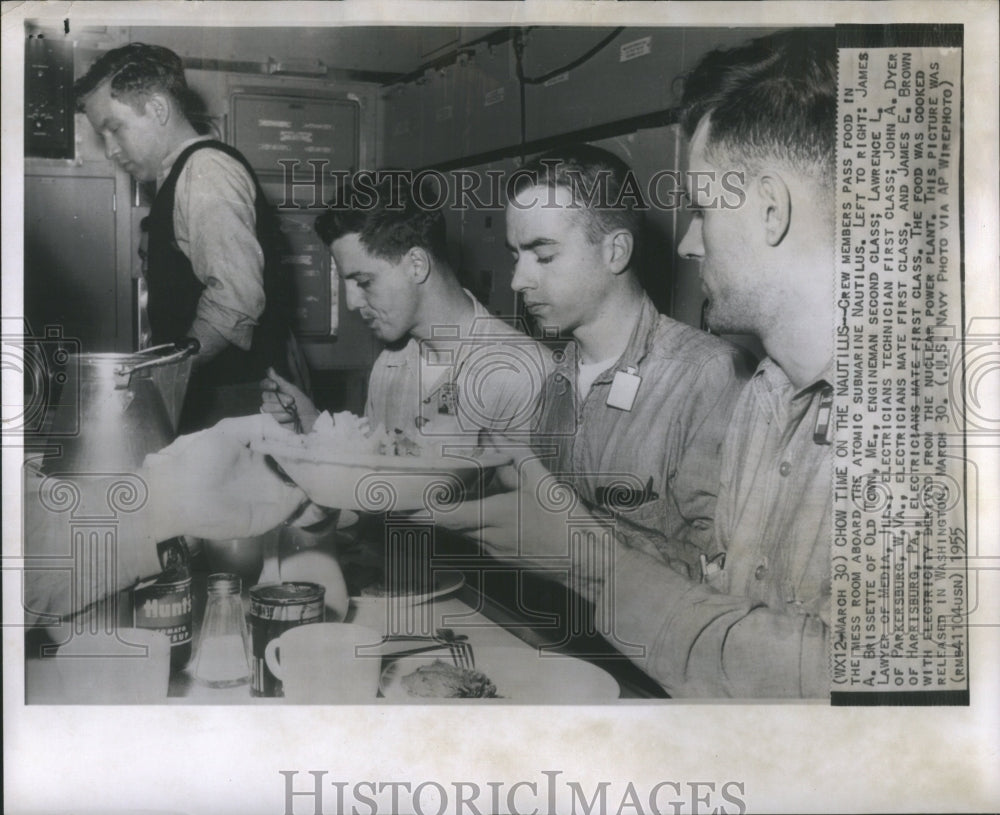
614,493 -> 666,528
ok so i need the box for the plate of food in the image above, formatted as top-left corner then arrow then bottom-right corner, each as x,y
379,646 -> 621,702
250,412 -> 510,512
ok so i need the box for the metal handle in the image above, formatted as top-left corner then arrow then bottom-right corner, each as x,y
114,338 -> 200,382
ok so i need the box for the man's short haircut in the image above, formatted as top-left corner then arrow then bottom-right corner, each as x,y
74,42 -> 189,113
511,144 -> 645,254
679,29 -> 837,183
314,174 -> 448,265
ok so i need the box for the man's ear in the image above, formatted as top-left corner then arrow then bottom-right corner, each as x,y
406,247 -> 432,284
604,229 -> 634,275
757,172 -> 791,246
145,93 -> 171,126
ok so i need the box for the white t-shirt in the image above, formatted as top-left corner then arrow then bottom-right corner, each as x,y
577,356 -> 619,399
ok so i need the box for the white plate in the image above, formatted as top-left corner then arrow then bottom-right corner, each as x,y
251,437 -> 509,512
352,571 -> 465,605
379,645 -> 620,702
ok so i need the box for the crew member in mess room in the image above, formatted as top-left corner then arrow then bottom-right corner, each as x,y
74,43 -> 302,431
262,174 -> 549,445
438,29 -> 837,697
506,144 -> 751,577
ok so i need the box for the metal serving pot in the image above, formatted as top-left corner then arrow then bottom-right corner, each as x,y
42,340 -> 199,473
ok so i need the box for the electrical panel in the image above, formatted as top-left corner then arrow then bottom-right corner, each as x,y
276,212 -> 333,337
231,92 -> 359,176
25,36 -> 75,159
233,91 -> 362,342
268,201 -> 378,371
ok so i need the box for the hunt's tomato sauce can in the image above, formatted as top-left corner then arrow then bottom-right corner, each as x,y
133,572 -> 193,673
249,582 -> 324,697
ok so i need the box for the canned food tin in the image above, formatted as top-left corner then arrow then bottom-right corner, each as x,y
133,573 -> 193,674
249,582 -> 325,697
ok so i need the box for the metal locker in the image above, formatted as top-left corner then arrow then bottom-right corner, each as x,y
455,158 -> 519,324
521,27 -> 621,141
420,64 -> 461,167
465,40 -> 520,158
24,174 -> 128,352
381,82 -> 426,169
524,28 -> 687,142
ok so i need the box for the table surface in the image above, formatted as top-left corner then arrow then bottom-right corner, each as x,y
27,514 -> 669,704
169,592 -> 631,704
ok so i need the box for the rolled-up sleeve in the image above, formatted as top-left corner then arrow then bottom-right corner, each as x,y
602,543 -> 828,698
174,149 -> 265,350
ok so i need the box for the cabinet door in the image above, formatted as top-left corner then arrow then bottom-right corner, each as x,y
24,174 -> 124,352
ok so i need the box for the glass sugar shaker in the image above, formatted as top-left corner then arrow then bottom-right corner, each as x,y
193,573 -> 251,688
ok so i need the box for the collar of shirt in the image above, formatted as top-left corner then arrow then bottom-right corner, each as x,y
750,356 -> 834,429
156,135 -> 214,189
381,289 -> 487,370
557,293 -> 660,386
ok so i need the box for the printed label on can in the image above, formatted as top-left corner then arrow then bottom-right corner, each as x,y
249,582 -> 325,697
134,574 -> 194,673
134,579 -> 193,645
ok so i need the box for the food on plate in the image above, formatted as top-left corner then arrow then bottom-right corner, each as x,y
309,411 -> 424,457
255,410 -> 425,457
259,411 -> 487,460
399,659 -> 498,698
251,411 -> 499,512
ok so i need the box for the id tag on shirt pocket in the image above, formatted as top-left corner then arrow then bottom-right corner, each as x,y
607,366 -> 641,411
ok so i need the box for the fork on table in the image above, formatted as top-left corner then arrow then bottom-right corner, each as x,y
381,628 -> 475,669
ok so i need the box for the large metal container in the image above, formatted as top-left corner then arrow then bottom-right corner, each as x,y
42,341 -> 197,473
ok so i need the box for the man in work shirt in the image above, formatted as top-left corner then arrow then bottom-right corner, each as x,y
440,30 -> 837,697
75,43 -> 297,429
263,174 -> 549,444
507,145 -> 751,574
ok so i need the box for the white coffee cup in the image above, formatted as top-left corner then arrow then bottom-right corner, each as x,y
31,628 -> 171,704
264,623 -> 381,703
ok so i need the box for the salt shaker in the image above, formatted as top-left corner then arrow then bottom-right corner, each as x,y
193,573 -> 251,688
